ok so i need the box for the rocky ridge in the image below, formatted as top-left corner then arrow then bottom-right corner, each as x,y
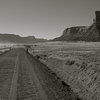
53,23 -> 100,41
0,34 -> 47,43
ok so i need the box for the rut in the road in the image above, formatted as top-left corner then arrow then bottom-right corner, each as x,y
0,52 -> 17,100
9,56 -> 19,100
17,53 -> 41,100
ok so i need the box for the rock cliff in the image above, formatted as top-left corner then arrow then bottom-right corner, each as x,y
53,24 -> 100,41
53,11 -> 100,42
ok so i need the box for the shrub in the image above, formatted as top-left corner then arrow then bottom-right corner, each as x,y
66,59 -> 75,65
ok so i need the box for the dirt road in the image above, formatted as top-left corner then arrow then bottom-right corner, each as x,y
0,48 -> 79,100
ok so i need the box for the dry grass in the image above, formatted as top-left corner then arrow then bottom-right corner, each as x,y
29,41 -> 100,100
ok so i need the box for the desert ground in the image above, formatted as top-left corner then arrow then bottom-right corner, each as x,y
0,42 -> 100,100
0,44 -> 78,100
28,41 -> 100,100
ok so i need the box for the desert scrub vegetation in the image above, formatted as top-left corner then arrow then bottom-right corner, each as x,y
65,59 -> 75,65
28,42 -> 100,100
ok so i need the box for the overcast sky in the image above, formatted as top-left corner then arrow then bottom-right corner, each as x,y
0,0 -> 100,39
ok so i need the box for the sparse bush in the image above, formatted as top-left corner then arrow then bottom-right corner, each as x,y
34,45 -> 37,47
80,62 -> 87,70
66,59 -> 75,65
35,55 -> 40,59
76,63 -> 80,67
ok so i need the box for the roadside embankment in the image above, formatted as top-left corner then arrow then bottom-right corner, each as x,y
28,51 -> 100,99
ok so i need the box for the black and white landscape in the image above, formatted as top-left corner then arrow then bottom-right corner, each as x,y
0,0 -> 100,100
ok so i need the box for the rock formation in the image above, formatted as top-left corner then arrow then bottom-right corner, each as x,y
53,11 -> 100,42
95,11 -> 100,35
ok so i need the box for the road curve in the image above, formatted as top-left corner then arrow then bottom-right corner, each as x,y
0,48 -> 79,100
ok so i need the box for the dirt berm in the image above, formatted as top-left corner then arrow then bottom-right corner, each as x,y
37,56 -> 100,100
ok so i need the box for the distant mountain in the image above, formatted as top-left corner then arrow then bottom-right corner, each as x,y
0,34 -> 47,43
53,23 -> 100,42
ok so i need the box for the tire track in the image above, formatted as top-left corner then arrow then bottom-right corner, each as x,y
9,56 -> 19,100
25,54 -> 49,100
17,53 -> 42,100
0,56 -> 16,100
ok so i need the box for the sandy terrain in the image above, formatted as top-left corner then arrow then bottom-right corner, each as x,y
29,41 -> 100,100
